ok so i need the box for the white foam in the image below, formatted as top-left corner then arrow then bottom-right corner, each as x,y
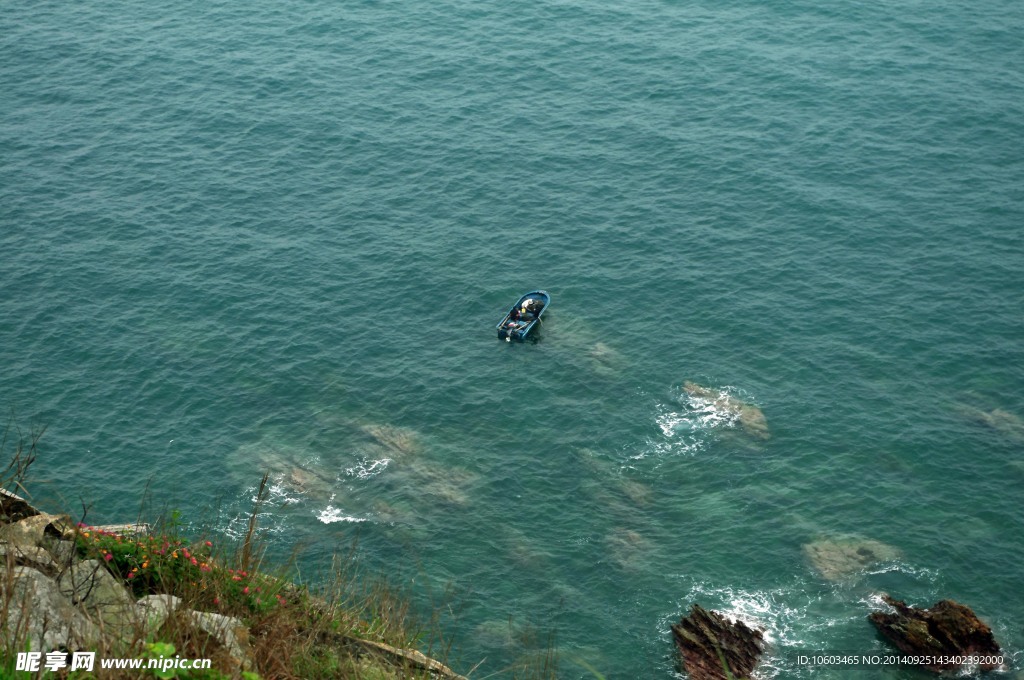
644,384 -> 763,460
678,581 -> 817,649
316,505 -> 367,524
346,457 -> 391,479
266,479 -> 303,505
646,400 -> 720,457
862,561 -> 939,582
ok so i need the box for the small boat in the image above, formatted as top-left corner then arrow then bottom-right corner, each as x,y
497,290 -> 550,342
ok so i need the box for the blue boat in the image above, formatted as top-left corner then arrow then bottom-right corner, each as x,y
497,290 -> 550,342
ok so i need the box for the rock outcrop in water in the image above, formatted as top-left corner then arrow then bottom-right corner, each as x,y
802,535 -> 900,581
683,382 -> 770,440
869,595 -> 1004,673
671,604 -> 764,680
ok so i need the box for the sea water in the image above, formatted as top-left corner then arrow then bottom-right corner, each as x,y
2,0 -> 1022,677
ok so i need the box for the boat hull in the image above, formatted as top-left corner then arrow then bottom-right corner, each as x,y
496,290 -> 550,342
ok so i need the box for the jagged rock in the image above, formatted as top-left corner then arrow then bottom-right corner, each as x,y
0,541 -> 57,574
869,595 -> 1003,673
0,565 -> 101,651
803,536 -> 900,581
45,535 -> 77,566
136,595 -> 256,672
0,512 -> 75,547
0,488 -> 38,523
57,559 -> 137,636
671,604 -> 764,680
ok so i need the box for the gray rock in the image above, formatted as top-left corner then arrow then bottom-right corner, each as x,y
192,609 -> 256,671
56,559 -> 136,636
0,541 -> 57,574
0,566 -> 100,651
43,537 -> 77,567
136,595 -> 255,672
0,513 -> 74,547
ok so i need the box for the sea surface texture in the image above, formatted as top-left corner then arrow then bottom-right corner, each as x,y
2,0 -> 1022,677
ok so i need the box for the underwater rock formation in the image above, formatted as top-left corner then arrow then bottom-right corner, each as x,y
619,478 -> 652,507
586,341 -> 623,375
671,604 -> 764,680
869,595 -> 1003,673
958,404 -> 1024,441
683,382 -> 770,439
391,458 -> 476,507
802,536 -> 900,581
604,527 -> 651,571
229,442 -> 337,501
360,423 -> 422,457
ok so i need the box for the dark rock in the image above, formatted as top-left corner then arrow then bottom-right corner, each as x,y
671,604 -> 764,680
0,488 -> 39,523
869,595 -> 1003,673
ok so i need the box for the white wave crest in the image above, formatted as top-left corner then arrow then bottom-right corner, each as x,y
677,581 -> 816,649
346,457 -> 391,479
316,505 -> 367,524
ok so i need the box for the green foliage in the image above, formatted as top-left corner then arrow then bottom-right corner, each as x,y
142,641 -> 260,680
143,642 -> 179,679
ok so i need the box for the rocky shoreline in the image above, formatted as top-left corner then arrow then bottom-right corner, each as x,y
0,488 -> 465,679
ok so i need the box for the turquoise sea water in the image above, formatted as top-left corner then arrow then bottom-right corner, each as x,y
2,0 -> 1023,677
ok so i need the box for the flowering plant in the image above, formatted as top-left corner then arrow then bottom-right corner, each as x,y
75,524 -> 288,614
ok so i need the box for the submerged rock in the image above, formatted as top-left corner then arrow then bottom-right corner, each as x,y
603,527 -> 651,571
869,595 -> 1004,673
958,404 -> 1024,441
619,478 -> 652,507
586,341 -> 623,375
671,604 -> 764,680
683,382 -> 770,440
233,443 -> 337,501
392,458 -> 476,507
361,423 -> 422,457
803,536 -> 900,581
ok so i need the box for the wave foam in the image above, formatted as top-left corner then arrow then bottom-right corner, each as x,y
316,505 -> 367,524
346,457 -> 391,480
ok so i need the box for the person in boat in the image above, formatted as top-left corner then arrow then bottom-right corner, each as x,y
509,306 -> 522,322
